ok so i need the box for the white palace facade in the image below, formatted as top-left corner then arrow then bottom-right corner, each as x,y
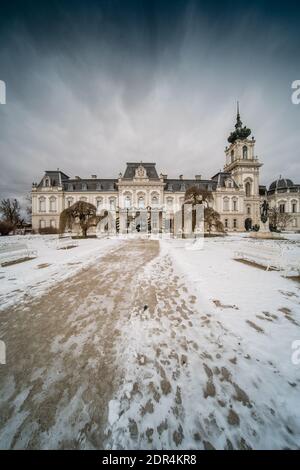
31,109 -> 300,234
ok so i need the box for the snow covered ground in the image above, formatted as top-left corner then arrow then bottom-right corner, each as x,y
0,233 -> 300,449
0,235 -> 122,311
106,234 -> 300,450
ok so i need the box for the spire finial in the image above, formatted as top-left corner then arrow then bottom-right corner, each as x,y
235,101 -> 242,129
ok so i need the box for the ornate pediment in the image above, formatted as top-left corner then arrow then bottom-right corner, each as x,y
134,164 -> 147,179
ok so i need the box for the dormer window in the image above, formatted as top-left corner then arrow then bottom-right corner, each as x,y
44,177 -> 50,187
82,183 -> 87,191
96,183 -> 102,191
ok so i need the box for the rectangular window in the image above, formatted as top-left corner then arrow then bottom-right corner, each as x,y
279,204 -> 285,213
225,219 -> 228,228
233,219 -> 237,229
292,203 -> 296,213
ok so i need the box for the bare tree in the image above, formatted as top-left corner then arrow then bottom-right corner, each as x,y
269,207 -> 293,231
205,207 -> 224,233
184,186 -> 213,207
184,186 -> 223,233
59,201 -> 106,238
0,198 -> 22,232
25,193 -> 32,220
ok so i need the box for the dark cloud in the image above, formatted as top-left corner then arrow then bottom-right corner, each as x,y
0,0 -> 299,201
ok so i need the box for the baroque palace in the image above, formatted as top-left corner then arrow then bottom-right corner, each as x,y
31,109 -> 300,234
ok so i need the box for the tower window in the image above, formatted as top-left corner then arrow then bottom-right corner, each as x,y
245,182 -> 251,197
243,145 -> 248,159
231,150 -> 234,163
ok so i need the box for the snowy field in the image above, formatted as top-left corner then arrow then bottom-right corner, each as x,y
0,235 -> 122,311
0,234 -> 300,449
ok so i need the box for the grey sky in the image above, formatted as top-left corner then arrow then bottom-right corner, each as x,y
0,0 -> 299,201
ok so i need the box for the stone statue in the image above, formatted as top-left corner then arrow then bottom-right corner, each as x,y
260,200 -> 269,224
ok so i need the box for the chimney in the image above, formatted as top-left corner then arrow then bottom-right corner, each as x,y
75,176 -> 80,180
195,175 -> 202,180
179,174 -> 183,180
91,175 -> 97,179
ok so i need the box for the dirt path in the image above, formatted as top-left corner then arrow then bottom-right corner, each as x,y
0,240 -> 159,449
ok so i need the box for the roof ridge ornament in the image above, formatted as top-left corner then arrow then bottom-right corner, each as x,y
228,102 -> 252,144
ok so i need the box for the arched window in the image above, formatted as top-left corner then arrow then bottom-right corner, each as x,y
291,200 -> 297,213
44,177 -> 50,187
166,197 -> 173,208
243,145 -> 248,159
39,197 -> 46,212
125,196 -> 131,209
232,198 -> 238,211
96,197 -> 103,208
245,182 -> 251,197
82,183 -> 87,191
67,197 -> 73,208
151,193 -> 159,207
223,197 -> 229,212
279,203 -> 285,213
247,205 -> 251,215
138,196 -> 145,209
109,198 -> 116,210
231,150 -> 234,163
49,197 -> 56,212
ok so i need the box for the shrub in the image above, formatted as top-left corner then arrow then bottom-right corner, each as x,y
0,220 -> 14,236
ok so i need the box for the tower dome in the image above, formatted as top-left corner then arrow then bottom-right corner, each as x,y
269,176 -> 294,191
